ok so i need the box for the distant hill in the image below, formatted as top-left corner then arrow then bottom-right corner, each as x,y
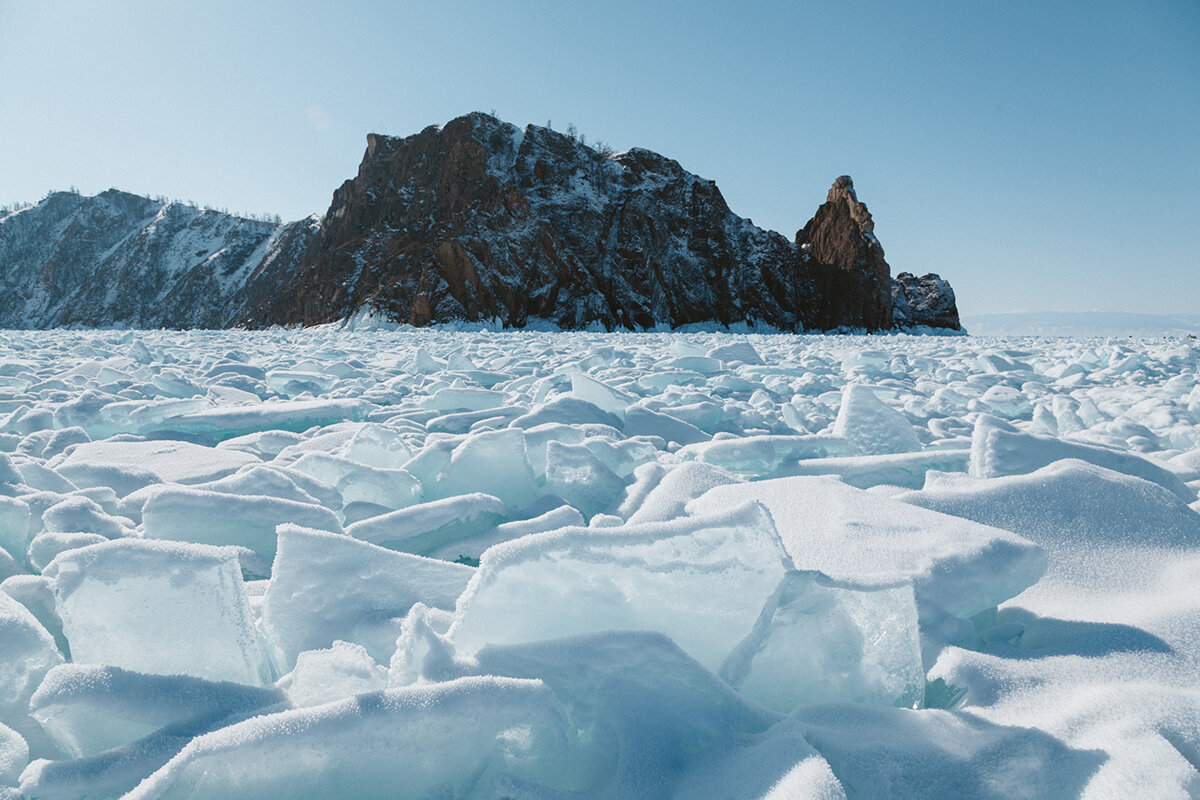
963,311 -> 1200,338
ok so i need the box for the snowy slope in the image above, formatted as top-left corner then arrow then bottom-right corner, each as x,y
0,190 -> 322,328
0,190 -> 319,328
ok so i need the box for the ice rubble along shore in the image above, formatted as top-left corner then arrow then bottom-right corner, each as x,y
0,328 -> 1198,799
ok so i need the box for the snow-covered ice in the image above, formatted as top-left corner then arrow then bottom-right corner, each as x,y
687,475 -> 1047,622
449,502 -> 789,672
262,524 -> 473,669
42,539 -> 271,686
0,327 -> 1195,798
29,664 -> 285,759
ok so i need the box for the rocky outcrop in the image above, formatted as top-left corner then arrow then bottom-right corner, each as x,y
892,272 -> 961,330
234,114 -> 812,331
795,176 -> 893,330
0,113 -> 962,332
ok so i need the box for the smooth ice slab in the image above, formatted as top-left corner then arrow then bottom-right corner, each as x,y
510,395 -> 622,430
122,677 -> 569,800
141,487 -> 342,563
542,440 -> 626,520
345,493 -> 508,557
0,497 -> 31,565
623,405 -> 711,446
149,399 -> 372,442
520,423 -> 585,478
450,502 -> 790,673
778,449 -> 970,490
391,625 -> 827,798
720,571 -> 924,714
472,631 -> 781,797
52,440 -> 260,485
43,539 -> 271,685
338,424 -> 415,470
288,452 -> 421,511
426,428 -> 539,509
262,525 -> 474,669
676,435 -> 851,478
688,476 -> 1046,620
420,386 -> 506,413
707,340 -> 764,365
570,372 -> 636,421
0,575 -> 63,655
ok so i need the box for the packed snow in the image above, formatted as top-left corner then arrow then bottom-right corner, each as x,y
0,327 -> 1197,799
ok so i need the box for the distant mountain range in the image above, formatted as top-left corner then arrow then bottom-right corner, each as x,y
0,112 -> 960,332
963,312 -> 1200,338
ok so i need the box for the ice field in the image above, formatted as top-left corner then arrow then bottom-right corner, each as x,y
0,327 -> 1198,799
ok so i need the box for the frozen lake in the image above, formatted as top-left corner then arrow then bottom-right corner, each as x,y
1,328 -> 1198,799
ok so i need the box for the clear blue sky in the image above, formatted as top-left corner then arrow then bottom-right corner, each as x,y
2,0 -> 1197,318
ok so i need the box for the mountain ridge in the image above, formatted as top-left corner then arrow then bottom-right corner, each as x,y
0,112 -> 960,332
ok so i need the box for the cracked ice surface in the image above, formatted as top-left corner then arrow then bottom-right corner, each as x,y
0,327 -> 1196,799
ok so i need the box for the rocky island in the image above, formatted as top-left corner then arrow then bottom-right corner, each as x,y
0,113 -> 959,332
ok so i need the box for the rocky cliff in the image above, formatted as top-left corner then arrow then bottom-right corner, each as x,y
0,113 -> 960,331
892,272 -> 961,330
795,175 -> 894,331
235,114 -> 810,330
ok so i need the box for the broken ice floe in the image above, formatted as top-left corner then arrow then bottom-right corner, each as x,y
0,329 -> 1196,798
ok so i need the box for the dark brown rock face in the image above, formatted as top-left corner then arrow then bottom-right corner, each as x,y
795,176 -> 894,330
235,113 -> 814,331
